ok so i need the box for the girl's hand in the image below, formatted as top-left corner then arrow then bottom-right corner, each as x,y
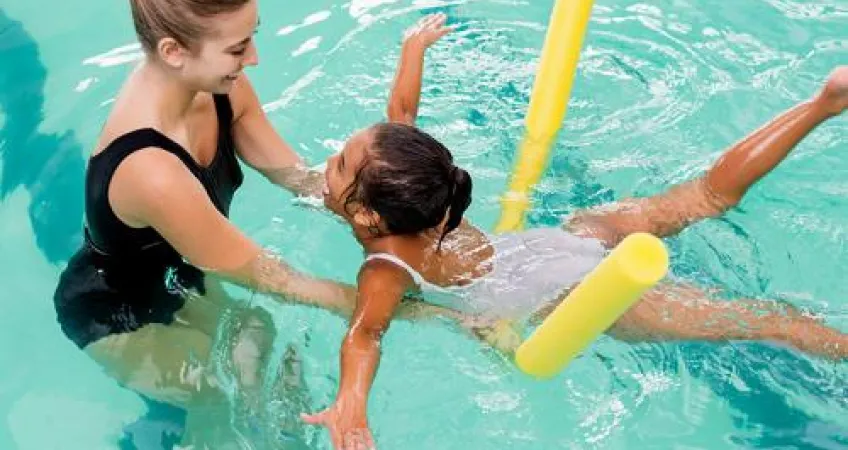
403,13 -> 454,50
302,398 -> 375,450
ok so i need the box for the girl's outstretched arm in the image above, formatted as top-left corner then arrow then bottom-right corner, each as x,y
301,260 -> 411,449
386,13 -> 454,125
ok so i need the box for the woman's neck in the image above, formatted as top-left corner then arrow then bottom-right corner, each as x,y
134,59 -> 198,128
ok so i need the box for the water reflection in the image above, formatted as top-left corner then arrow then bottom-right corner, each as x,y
0,8 -> 84,264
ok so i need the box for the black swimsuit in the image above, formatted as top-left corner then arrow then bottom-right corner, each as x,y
53,94 -> 244,349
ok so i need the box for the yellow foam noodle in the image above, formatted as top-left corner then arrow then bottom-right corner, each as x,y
524,0 -> 595,140
515,233 -> 669,379
495,135 -> 552,232
496,0 -> 596,233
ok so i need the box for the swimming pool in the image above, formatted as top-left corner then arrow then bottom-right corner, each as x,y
1,0 -> 846,448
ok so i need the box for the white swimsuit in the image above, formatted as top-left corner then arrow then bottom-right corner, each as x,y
365,227 -> 607,318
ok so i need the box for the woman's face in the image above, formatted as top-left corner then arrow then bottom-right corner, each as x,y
177,0 -> 260,93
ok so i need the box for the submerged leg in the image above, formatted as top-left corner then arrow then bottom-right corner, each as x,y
609,283 -> 847,360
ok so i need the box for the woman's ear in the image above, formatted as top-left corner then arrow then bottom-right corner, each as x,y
157,37 -> 187,69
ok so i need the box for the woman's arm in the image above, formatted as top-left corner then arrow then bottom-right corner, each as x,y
229,74 -> 324,198
109,148 -> 476,324
109,147 -> 353,311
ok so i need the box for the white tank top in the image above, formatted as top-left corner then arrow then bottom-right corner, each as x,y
365,227 -> 607,318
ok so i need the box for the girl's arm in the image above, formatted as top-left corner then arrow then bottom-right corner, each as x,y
386,13 -> 453,125
302,260 -> 412,449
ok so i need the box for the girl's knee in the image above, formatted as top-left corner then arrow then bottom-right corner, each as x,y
563,213 -> 626,248
700,175 -> 741,212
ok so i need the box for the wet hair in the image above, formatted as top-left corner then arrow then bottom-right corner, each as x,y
343,122 -> 472,247
129,0 -> 251,53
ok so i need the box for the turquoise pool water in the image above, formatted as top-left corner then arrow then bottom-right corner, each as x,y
1,0 -> 847,448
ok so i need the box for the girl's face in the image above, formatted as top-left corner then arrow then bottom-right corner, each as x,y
323,127 -> 374,219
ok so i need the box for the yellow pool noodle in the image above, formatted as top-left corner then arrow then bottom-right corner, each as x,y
515,233 -> 669,379
496,0 -> 596,233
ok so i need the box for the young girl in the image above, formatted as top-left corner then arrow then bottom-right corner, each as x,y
302,13 -> 848,450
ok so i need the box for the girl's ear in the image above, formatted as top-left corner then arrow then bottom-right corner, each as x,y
353,208 -> 382,229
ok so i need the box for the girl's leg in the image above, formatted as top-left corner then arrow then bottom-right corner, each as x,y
609,282 -> 847,360
567,67 -> 848,247
554,68 -> 848,361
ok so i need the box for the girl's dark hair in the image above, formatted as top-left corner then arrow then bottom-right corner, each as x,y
343,122 -> 472,247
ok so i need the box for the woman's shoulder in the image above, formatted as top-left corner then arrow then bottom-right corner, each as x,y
104,145 -> 208,229
92,99 -> 158,158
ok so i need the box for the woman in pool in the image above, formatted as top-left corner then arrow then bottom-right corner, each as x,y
303,14 -> 848,449
52,1 -> 472,445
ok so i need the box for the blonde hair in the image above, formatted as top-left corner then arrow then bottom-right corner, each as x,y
129,0 -> 251,52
